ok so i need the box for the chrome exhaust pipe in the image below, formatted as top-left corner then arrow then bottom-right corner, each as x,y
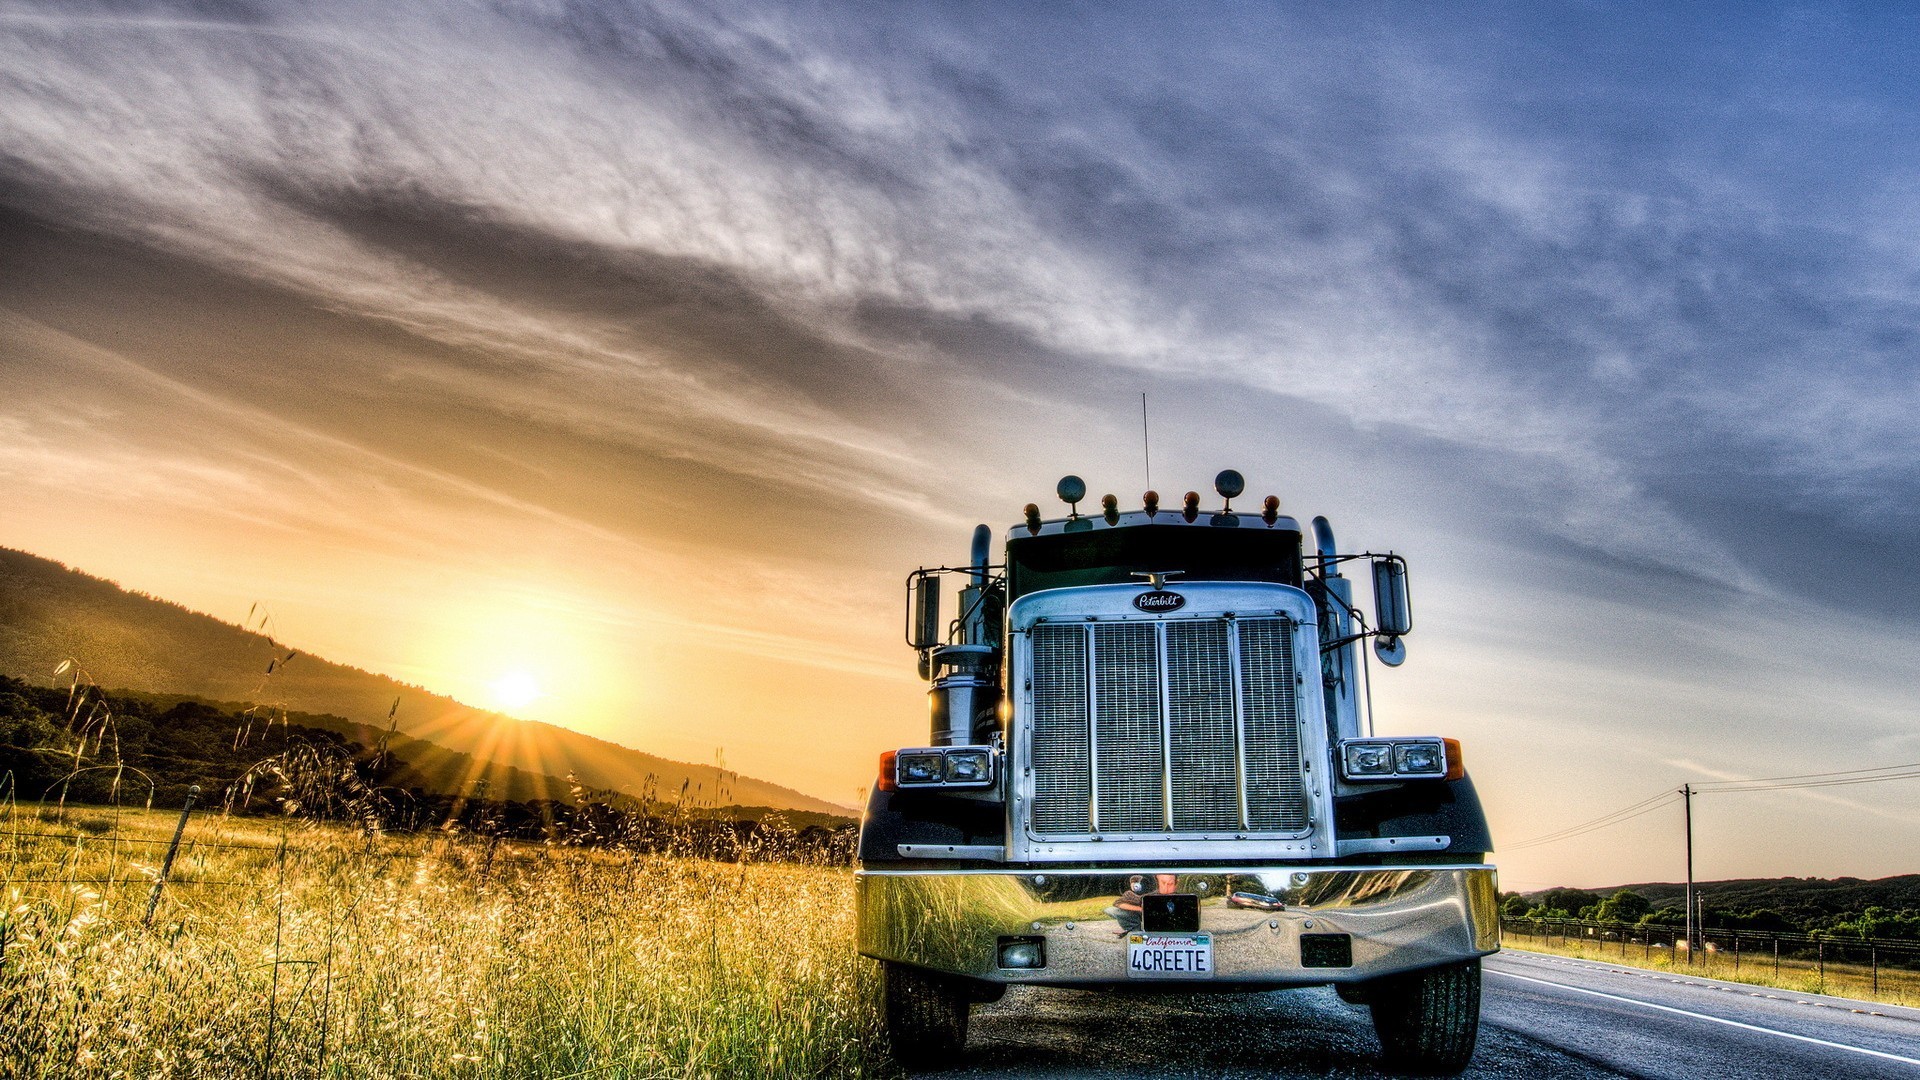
1312,515 -> 1338,577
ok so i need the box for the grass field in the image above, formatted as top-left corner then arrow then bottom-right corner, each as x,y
0,803 -> 888,1079
1502,924 -> 1920,1009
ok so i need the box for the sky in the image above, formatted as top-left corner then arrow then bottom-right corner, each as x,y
3,0 -> 1918,890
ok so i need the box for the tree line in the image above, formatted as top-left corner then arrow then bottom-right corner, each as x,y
1500,886 -> 1920,941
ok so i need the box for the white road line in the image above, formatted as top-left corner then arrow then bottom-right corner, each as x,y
1490,969 -> 1920,1068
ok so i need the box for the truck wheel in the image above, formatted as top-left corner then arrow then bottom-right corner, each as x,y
1367,958 -> 1481,1075
882,961 -> 970,1069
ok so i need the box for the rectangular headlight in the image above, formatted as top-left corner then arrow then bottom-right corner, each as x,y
945,750 -> 991,783
1339,738 -> 1449,781
896,752 -> 945,786
1342,741 -> 1396,777
1394,740 -> 1445,775
890,746 -> 998,788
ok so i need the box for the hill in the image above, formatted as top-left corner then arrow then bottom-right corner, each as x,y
1599,875 -> 1920,923
0,547 -> 853,816
1521,875 -> 1920,934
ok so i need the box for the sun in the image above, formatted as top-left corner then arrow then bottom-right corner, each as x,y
489,669 -> 543,711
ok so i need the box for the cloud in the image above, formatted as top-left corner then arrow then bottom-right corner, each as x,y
7,0 -> 1919,604
7,0 -> 1920,879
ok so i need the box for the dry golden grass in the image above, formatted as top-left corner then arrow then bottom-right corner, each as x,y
1504,925 -> 1920,1009
0,805 -> 890,1079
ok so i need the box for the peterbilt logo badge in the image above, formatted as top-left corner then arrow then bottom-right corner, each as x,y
1133,591 -> 1186,613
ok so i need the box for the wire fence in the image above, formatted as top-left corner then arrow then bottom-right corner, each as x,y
1502,916 -> 1920,1001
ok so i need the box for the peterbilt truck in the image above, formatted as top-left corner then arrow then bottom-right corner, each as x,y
855,471 -> 1498,1073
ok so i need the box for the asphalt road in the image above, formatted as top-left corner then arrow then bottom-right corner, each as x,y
932,949 -> 1920,1078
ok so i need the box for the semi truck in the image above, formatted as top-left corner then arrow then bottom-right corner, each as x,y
856,471 -> 1498,1074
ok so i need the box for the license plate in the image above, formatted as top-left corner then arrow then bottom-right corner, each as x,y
1126,932 -> 1213,980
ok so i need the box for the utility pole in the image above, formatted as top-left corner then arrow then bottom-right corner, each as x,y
1682,784 -> 1695,965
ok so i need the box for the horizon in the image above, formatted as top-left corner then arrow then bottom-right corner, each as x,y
5,2 -> 1919,891
11,538 -> 1918,892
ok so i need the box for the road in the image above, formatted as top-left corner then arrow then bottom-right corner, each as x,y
933,949 -> 1920,1078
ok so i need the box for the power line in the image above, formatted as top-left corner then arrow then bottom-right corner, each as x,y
1501,796 -> 1677,852
1501,789 -> 1678,852
1700,769 -> 1920,794
1692,761 -> 1920,793
1502,758 -> 1920,856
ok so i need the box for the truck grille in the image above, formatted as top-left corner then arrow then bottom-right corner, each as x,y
1028,616 -> 1308,836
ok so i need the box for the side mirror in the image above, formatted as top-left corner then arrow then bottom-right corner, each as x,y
1371,556 -> 1411,637
908,573 -> 942,650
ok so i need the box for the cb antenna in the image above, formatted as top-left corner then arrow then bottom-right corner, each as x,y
1141,391 -> 1151,490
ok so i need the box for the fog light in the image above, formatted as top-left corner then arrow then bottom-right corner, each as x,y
897,752 -> 944,785
1395,741 -> 1444,775
1343,742 -> 1395,776
945,750 -> 990,783
997,936 -> 1046,969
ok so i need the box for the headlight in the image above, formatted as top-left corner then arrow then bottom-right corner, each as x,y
1394,741 -> 1444,775
1343,742 -> 1396,776
890,746 -> 998,788
1338,738 -> 1454,781
897,752 -> 945,785
945,750 -> 991,782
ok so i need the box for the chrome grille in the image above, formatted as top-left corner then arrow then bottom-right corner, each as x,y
1029,624 -> 1090,833
1238,619 -> 1308,831
1093,623 -> 1162,831
1166,620 -> 1238,830
1028,616 -> 1307,836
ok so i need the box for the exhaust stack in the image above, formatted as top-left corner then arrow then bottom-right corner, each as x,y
930,524 -> 1003,745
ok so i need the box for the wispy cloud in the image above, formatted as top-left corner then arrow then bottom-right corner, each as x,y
7,1 -> 1913,596
5,0 -> 1919,880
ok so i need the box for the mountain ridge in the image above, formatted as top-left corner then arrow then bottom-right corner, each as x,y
0,546 -> 853,816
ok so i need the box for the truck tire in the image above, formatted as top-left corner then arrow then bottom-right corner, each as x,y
1366,958 -> 1481,1075
881,961 -> 970,1069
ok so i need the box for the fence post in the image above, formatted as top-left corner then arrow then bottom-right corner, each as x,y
1818,939 -> 1825,985
1734,934 -> 1740,971
1774,936 -> 1780,978
1871,945 -> 1878,996
142,785 -> 199,927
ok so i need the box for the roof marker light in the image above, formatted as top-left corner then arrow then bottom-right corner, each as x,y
1214,469 -> 1244,509
1263,495 -> 1280,526
1056,475 -> 1085,519
1101,493 -> 1119,525
1183,491 -> 1200,522
1143,490 -> 1160,516
1023,503 -> 1042,534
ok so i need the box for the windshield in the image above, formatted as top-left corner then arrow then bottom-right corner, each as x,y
1005,522 -> 1302,600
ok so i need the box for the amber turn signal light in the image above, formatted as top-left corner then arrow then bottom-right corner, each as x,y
876,749 -> 899,792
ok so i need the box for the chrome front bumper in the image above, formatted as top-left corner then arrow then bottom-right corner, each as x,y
856,865 -> 1499,986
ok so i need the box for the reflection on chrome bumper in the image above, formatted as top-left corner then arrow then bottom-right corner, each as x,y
855,865 -> 1499,986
